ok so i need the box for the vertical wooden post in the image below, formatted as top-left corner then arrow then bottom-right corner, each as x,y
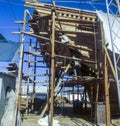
104,54 -> 111,126
72,86 -> 74,103
50,3 -> 55,126
77,85 -> 79,100
90,84 -> 93,118
100,20 -> 111,125
26,39 -> 32,114
95,78 -> 99,122
18,10 -> 27,111
40,64 -> 71,118
84,87 -> 87,111
31,40 -> 38,111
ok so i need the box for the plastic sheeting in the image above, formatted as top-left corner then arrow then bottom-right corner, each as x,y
0,78 -> 6,123
16,111 -> 22,126
0,72 -> 22,126
0,72 -> 15,123
38,115 -> 60,126
1,90 -> 17,126
0,34 -> 21,62
97,11 -> 120,53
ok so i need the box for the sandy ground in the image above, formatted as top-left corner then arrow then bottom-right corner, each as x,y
22,103 -> 120,126
54,116 -> 95,126
22,115 -> 120,126
22,115 -> 95,126
22,115 -> 40,126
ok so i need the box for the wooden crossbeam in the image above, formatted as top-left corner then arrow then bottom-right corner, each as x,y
40,63 -> 71,118
25,1 -> 97,23
21,31 -> 94,51
55,54 -> 96,64
25,1 -> 96,16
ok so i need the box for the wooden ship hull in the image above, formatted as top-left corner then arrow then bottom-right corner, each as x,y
24,1 -> 120,117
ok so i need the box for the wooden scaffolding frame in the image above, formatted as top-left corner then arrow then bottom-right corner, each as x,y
15,1 -> 120,126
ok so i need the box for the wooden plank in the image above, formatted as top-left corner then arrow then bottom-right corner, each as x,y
55,30 -> 97,35
18,10 -> 27,111
24,51 -> 41,55
55,54 -> 96,64
25,1 -> 96,17
25,1 -> 97,24
100,21 -> 116,79
104,54 -> 111,126
21,31 -> 94,52
40,64 -> 71,118
57,21 -> 98,26
50,5 -> 55,126
104,47 -> 116,79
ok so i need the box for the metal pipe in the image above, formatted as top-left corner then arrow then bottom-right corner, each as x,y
106,0 -> 120,109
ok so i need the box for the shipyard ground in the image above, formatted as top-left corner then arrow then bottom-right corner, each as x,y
22,103 -> 120,126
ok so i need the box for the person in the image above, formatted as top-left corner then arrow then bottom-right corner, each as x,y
73,55 -> 82,79
59,33 -> 69,55
59,33 -> 69,44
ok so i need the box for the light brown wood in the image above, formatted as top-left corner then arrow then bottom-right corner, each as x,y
50,5 -> 55,126
17,1 -> 119,125
104,55 -> 111,126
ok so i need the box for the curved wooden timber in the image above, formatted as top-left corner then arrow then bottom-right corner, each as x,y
24,1 -> 120,117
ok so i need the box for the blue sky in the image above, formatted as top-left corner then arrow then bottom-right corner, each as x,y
0,0 -> 107,42
0,0 -> 108,69
0,0 -> 24,42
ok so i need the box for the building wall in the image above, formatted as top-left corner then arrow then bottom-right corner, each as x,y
0,72 -> 16,124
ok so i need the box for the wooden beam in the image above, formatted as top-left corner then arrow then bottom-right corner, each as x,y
18,10 -> 27,111
55,54 -> 96,64
55,18 -> 97,24
50,5 -> 55,126
104,47 -> 116,79
64,78 -> 95,87
40,63 -> 71,118
55,30 -> 97,35
100,21 -> 116,79
90,84 -> 94,118
55,21 -> 96,29
24,51 -> 41,56
104,54 -> 111,126
15,21 -> 27,24
25,1 -> 96,17
25,1 -> 97,23
21,31 -> 94,52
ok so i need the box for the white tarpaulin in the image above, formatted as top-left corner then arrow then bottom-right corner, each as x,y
1,90 -> 17,126
97,10 -> 120,53
38,115 -> 60,126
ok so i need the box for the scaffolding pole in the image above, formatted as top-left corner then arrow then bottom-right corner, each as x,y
104,54 -> 111,126
18,10 -> 27,111
105,0 -> 120,109
50,3 -> 55,126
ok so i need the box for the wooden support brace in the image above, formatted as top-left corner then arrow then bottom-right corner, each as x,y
40,63 -> 71,118
104,54 -> 111,126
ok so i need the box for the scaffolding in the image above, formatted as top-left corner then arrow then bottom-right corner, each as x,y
105,0 -> 120,109
15,1 -> 120,126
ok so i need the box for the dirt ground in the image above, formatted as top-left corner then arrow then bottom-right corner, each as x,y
22,103 -> 120,126
22,115 -> 120,126
22,115 -> 95,126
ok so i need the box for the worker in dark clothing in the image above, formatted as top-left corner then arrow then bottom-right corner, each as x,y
73,55 -> 82,79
